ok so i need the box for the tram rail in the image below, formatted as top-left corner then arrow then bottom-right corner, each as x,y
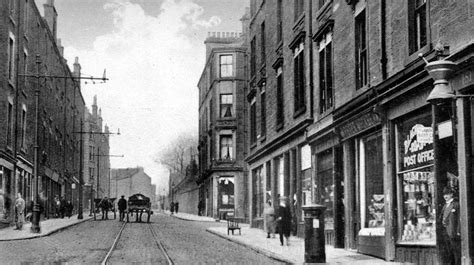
101,221 -> 173,265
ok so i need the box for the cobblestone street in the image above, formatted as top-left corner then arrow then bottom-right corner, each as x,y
0,213 -> 282,264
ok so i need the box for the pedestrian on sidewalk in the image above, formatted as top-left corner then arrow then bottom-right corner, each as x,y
276,196 -> 291,246
170,202 -> 175,215
118,195 -> 127,221
14,193 -> 26,230
65,200 -> 73,218
439,187 -> 461,265
54,195 -> 61,218
263,200 -> 276,238
60,197 -> 67,218
198,200 -> 204,216
175,201 -> 179,214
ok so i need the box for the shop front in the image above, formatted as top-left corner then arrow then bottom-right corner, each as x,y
337,111 -> 385,258
393,108 -> 440,263
0,162 -> 14,225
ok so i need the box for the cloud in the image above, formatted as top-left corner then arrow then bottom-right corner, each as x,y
63,0 -> 217,190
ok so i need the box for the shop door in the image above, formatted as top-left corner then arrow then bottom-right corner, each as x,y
357,132 -> 385,259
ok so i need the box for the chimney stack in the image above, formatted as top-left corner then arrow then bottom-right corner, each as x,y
43,0 -> 58,41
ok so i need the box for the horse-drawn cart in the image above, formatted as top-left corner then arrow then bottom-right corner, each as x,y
93,197 -> 117,220
127,194 -> 153,223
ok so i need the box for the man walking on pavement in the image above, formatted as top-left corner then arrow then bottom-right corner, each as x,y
439,187 -> 461,265
175,201 -> 179,214
14,193 -> 25,230
118,195 -> 127,221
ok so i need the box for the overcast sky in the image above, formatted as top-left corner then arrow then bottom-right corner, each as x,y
34,0 -> 249,194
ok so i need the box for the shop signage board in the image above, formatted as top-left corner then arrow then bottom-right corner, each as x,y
401,123 -> 434,172
338,112 -> 380,140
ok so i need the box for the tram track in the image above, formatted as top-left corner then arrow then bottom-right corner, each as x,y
101,221 -> 173,265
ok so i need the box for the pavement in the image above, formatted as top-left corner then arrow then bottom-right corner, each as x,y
171,212 -> 408,265
0,214 -> 92,241
0,210 -> 408,264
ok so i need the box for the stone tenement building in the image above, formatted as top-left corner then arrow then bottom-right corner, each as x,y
197,11 -> 250,220
0,0 -> 86,223
246,0 -> 474,264
110,167 -> 156,204
83,95 -> 110,209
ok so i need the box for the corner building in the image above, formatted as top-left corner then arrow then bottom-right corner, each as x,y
197,18 -> 249,220
247,0 -> 474,264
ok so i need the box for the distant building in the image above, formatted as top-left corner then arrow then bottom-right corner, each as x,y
82,95 -> 110,208
196,10 -> 250,220
110,167 -> 154,201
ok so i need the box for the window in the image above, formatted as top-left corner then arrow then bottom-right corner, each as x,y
294,0 -> 304,20
250,98 -> 257,144
301,145 -> 312,206
408,0 -> 427,54
260,89 -> 266,137
318,0 -> 328,9
220,94 -> 233,118
21,107 -> 27,149
9,0 -> 15,16
250,37 -> 256,77
6,101 -> 14,147
219,55 -> 233,77
23,49 -> 28,89
355,10 -> 367,89
316,149 -> 334,230
319,32 -> 333,113
276,157 -> 286,197
359,133 -> 384,230
8,34 -> 15,82
294,43 -> 305,113
24,0 -> 29,35
218,176 -> 234,209
277,0 -> 283,43
276,67 -> 284,127
89,167 -> 94,179
89,146 -> 94,161
252,167 -> 264,218
220,135 -> 233,160
260,22 -> 266,66
397,114 -> 436,244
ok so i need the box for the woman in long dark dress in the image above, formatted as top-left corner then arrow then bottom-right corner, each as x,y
277,196 -> 292,246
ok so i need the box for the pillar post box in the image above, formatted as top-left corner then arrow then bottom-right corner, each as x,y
303,204 -> 326,263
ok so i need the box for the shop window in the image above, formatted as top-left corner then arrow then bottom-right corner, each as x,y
218,176 -> 234,209
276,157 -> 285,197
397,113 -> 436,244
0,167 -> 12,221
359,132 -> 385,231
252,167 -> 264,218
301,145 -> 312,206
317,149 -> 334,230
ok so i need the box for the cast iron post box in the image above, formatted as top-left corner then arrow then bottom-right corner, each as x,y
303,204 -> 326,263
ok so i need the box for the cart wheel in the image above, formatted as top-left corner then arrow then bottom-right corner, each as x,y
147,211 -> 151,223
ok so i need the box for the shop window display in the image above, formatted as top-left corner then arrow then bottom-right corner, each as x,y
397,113 -> 436,244
359,133 -> 385,234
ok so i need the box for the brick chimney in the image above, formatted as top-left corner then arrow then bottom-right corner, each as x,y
98,108 -> 103,131
43,0 -> 57,41
92,95 -> 98,120
73,57 -> 81,87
